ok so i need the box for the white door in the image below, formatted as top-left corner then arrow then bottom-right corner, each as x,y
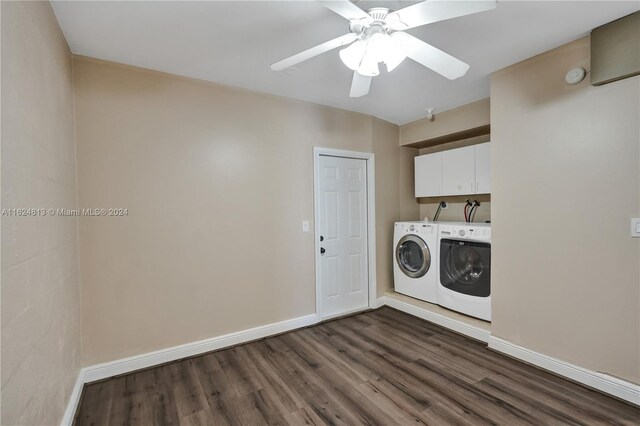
318,155 -> 369,318
415,152 -> 442,197
442,145 -> 476,195
475,142 -> 491,194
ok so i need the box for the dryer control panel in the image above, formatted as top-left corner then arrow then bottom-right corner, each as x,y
396,222 -> 436,236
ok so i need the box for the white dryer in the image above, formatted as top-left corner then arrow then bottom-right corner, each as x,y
393,222 -> 438,303
437,222 -> 491,321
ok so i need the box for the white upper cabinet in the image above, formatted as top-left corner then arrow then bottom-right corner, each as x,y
415,152 -> 442,197
475,142 -> 491,194
414,142 -> 491,197
442,145 -> 476,196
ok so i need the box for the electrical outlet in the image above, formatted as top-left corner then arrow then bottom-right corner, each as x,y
632,218 -> 640,238
302,220 -> 309,233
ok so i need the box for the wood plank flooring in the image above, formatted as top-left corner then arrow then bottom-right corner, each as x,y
74,307 -> 640,425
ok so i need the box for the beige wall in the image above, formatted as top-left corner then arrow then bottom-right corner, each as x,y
400,98 -> 490,147
398,147 -> 420,222
73,57 -> 418,365
372,118 -> 420,296
416,135 -> 492,223
491,37 -> 640,383
419,195 -> 491,224
1,1 -> 81,424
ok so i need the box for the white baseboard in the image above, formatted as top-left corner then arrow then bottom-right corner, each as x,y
82,313 -> 318,383
380,295 -> 491,343
372,296 -> 387,309
61,299 -> 640,425
383,295 -> 639,406
60,370 -> 86,426
61,313 -> 318,425
489,336 -> 640,406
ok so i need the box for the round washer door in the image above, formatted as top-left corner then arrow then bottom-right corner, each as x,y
396,234 -> 431,278
439,239 -> 490,297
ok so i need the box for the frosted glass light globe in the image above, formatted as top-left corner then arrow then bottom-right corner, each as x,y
339,41 -> 366,71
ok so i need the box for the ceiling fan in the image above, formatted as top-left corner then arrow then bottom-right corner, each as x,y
271,1 -> 497,97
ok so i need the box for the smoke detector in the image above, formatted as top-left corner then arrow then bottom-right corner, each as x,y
565,67 -> 586,85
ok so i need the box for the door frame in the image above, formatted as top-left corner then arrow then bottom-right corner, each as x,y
313,147 -> 377,320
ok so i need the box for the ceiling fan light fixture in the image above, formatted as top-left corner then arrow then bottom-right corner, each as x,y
339,40 -> 366,71
366,32 -> 394,62
384,53 -> 405,72
272,1 -> 498,97
357,52 -> 380,77
385,32 -> 408,72
343,32 -> 404,74
385,12 -> 408,31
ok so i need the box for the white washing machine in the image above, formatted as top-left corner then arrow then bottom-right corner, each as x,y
393,222 -> 438,303
437,222 -> 491,321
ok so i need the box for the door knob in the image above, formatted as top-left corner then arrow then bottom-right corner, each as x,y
320,247 -> 326,254
320,235 -> 324,242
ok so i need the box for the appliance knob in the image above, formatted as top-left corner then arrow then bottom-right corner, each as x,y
459,230 -> 466,237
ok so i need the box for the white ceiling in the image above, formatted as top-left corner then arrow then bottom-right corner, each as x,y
51,1 -> 639,125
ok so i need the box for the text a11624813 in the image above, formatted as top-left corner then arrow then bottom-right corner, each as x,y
1,208 -> 128,217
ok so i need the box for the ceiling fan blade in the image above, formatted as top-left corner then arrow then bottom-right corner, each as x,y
395,33 -> 469,80
387,0 -> 497,30
320,1 -> 370,21
271,33 -> 358,71
350,71 -> 371,97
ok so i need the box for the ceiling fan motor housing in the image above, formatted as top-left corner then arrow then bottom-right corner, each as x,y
349,7 -> 391,36
367,7 -> 390,22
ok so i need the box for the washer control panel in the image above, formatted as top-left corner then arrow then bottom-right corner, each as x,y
439,224 -> 490,241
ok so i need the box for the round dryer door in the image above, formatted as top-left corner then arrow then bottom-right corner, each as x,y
396,235 -> 431,278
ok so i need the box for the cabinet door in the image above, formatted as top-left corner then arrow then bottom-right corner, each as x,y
441,146 -> 475,195
414,153 -> 441,197
475,142 -> 491,194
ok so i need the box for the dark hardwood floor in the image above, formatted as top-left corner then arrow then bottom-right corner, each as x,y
74,307 -> 640,425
